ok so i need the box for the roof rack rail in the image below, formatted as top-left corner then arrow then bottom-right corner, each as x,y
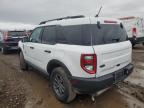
39,15 -> 85,25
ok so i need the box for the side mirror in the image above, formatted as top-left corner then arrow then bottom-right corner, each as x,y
22,36 -> 30,42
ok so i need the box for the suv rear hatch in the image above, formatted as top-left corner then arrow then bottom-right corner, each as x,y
90,21 -> 132,77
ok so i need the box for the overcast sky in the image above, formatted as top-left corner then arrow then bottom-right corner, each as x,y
0,0 -> 144,29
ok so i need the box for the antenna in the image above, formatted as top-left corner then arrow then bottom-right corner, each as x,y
95,6 -> 102,17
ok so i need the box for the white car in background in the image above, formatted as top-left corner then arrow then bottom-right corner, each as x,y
119,16 -> 144,46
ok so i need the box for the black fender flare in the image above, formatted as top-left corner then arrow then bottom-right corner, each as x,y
47,59 -> 72,77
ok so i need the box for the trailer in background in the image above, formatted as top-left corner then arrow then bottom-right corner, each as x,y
119,16 -> 144,47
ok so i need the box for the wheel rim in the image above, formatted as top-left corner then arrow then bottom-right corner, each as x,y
53,74 -> 65,97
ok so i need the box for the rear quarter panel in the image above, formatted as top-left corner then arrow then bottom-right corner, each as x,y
47,44 -> 95,78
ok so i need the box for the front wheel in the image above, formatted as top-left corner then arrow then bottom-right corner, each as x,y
20,51 -> 28,71
50,67 -> 76,103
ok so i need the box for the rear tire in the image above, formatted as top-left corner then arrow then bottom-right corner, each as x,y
143,43 -> 144,46
1,47 -> 7,54
50,67 -> 76,103
20,51 -> 28,71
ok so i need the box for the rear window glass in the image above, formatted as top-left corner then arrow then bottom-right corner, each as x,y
91,24 -> 127,45
8,31 -> 27,37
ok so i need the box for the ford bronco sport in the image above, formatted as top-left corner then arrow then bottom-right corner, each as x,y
18,15 -> 134,103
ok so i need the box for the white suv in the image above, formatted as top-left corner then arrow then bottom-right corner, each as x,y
18,16 -> 134,103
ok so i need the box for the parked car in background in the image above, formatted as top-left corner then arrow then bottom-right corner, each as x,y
0,30 -> 28,54
119,16 -> 144,46
19,15 -> 134,103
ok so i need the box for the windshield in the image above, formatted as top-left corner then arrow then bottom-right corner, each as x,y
8,31 -> 27,37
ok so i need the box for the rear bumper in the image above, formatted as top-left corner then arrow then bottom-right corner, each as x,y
129,37 -> 144,44
70,64 -> 134,94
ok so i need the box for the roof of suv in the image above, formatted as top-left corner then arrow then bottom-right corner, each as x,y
38,16 -> 122,27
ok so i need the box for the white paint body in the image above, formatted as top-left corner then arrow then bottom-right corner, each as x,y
19,17 -> 132,78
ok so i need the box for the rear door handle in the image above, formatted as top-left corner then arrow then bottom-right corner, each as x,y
44,50 -> 51,53
30,46 -> 34,49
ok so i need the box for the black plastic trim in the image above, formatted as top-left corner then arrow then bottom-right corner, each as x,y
70,64 -> 134,94
47,59 -> 72,77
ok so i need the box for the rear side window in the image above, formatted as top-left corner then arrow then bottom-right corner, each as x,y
58,25 -> 91,45
91,24 -> 127,45
56,26 -> 67,44
42,26 -> 56,44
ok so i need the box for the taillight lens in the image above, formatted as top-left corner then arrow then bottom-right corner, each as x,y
81,54 -> 97,74
132,28 -> 137,38
3,32 -> 8,40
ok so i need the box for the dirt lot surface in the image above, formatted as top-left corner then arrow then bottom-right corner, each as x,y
0,44 -> 144,108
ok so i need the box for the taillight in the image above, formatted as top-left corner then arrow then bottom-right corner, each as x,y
81,54 -> 97,74
3,32 -> 8,41
132,27 -> 137,38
